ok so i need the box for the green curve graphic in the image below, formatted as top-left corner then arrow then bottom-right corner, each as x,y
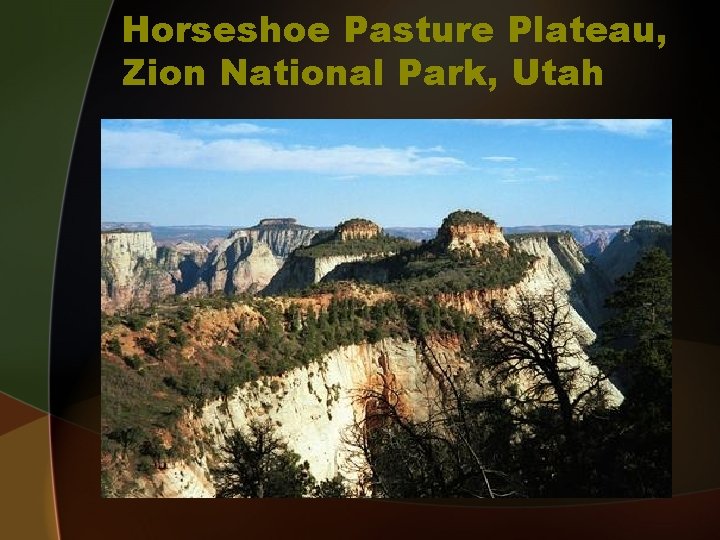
0,0 -> 112,410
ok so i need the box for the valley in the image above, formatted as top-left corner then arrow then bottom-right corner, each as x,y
101,210 -> 671,498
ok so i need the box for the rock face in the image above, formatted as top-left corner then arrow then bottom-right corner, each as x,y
436,211 -> 508,255
158,242 -> 211,293
196,233 -> 280,295
504,225 -> 626,254
101,219 -> 318,310
507,233 -> 613,328
149,338 -> 463,497
243,224 -> 318,261
263,219 -> 392,295
148,330 -> 621,498
595,220 -> 672,283
264,254 -> 370,294
336,218 -> 381,241
583,235 -> 611,258
101,231 -> 176,312
184,220 -> 319,295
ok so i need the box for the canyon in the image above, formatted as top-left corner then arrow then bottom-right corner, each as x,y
101,211 -> 670,498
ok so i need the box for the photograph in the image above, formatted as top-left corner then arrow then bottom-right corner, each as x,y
100,119 -> 672,498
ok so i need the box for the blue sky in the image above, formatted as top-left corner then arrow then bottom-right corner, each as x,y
101,119 -> 671,227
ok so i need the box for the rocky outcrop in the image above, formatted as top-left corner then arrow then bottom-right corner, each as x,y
263,254 -> 370,294
146,329 -> 621,497
101,231 -> 176,312
436,211 -> 508,255
504,225 -> 626,253
507,233 -> 613,328
195,233 -> 280,295
594,220 -> 672,283
263,219 -> 395,295
157,242 -> 210,293
583,235 -> 610,258
258,218 -> 298,226
101,219 -> 319,310
184,220 -> 318,295
336,218 -> 381,241
149,339 -> 463,497
247,228 -> 317,261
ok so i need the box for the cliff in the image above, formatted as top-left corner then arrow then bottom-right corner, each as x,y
101,231 -> 176,312
193,233 -> 280,295
506,232 -> 612,328
147,338 -> 463,497
101,219 -> 318,311
595,220 -> 672,283
244,226 -> 318,260
138,330 -> 620,497
436,210 -> 509,255
185,220 -> 318,295
264,254 -> 371,294
336,218 -> 382,241
263,219 -> 411,295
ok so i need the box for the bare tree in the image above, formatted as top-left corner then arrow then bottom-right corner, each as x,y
342,344 -> 519,498
477,287 -> 610,453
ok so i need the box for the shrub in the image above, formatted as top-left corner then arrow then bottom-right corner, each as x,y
108,337 -> 122,356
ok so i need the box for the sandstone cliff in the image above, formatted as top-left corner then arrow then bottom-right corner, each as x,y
101,231 -> 176,312
335,218 -> 382,241
506,233 -> 613,327
183,221 -> 317,295
264,254 -> 372,294
142,328 -> 620,497
147,338 -> 464,497
243,221 -> 317,261
436,210 -> 508,255
594,220 -> 672,283
263,218 -> 407,295
101,219 -> 318,311
193,233 -> 280,295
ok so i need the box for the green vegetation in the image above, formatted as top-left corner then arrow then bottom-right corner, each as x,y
101,293 -> 481,485
387,243 -> 534,295
583,247 -> 672,496
440,210 -> 497,228
355,251 -> 671,497
212,420 -> 348,497
294,232 -> 415,258
213,420 -> 310,497
317,241 -> 535,296
336,217 -> 377,229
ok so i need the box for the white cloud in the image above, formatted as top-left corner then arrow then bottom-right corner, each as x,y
482,166 -> 559,184
101,129 -> 466,175
463,119 -> 670,137
481,156 -> 517,162
193,122 -> 279,135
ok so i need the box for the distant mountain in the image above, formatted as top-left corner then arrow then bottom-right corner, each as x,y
384,227 -> 438,242
503,225 -> 627,256
101,221 -> 152,232
594,220 -> 672,284
380,225 -> 628,254
101,222 -> 629,255
150,225 -> 237,246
